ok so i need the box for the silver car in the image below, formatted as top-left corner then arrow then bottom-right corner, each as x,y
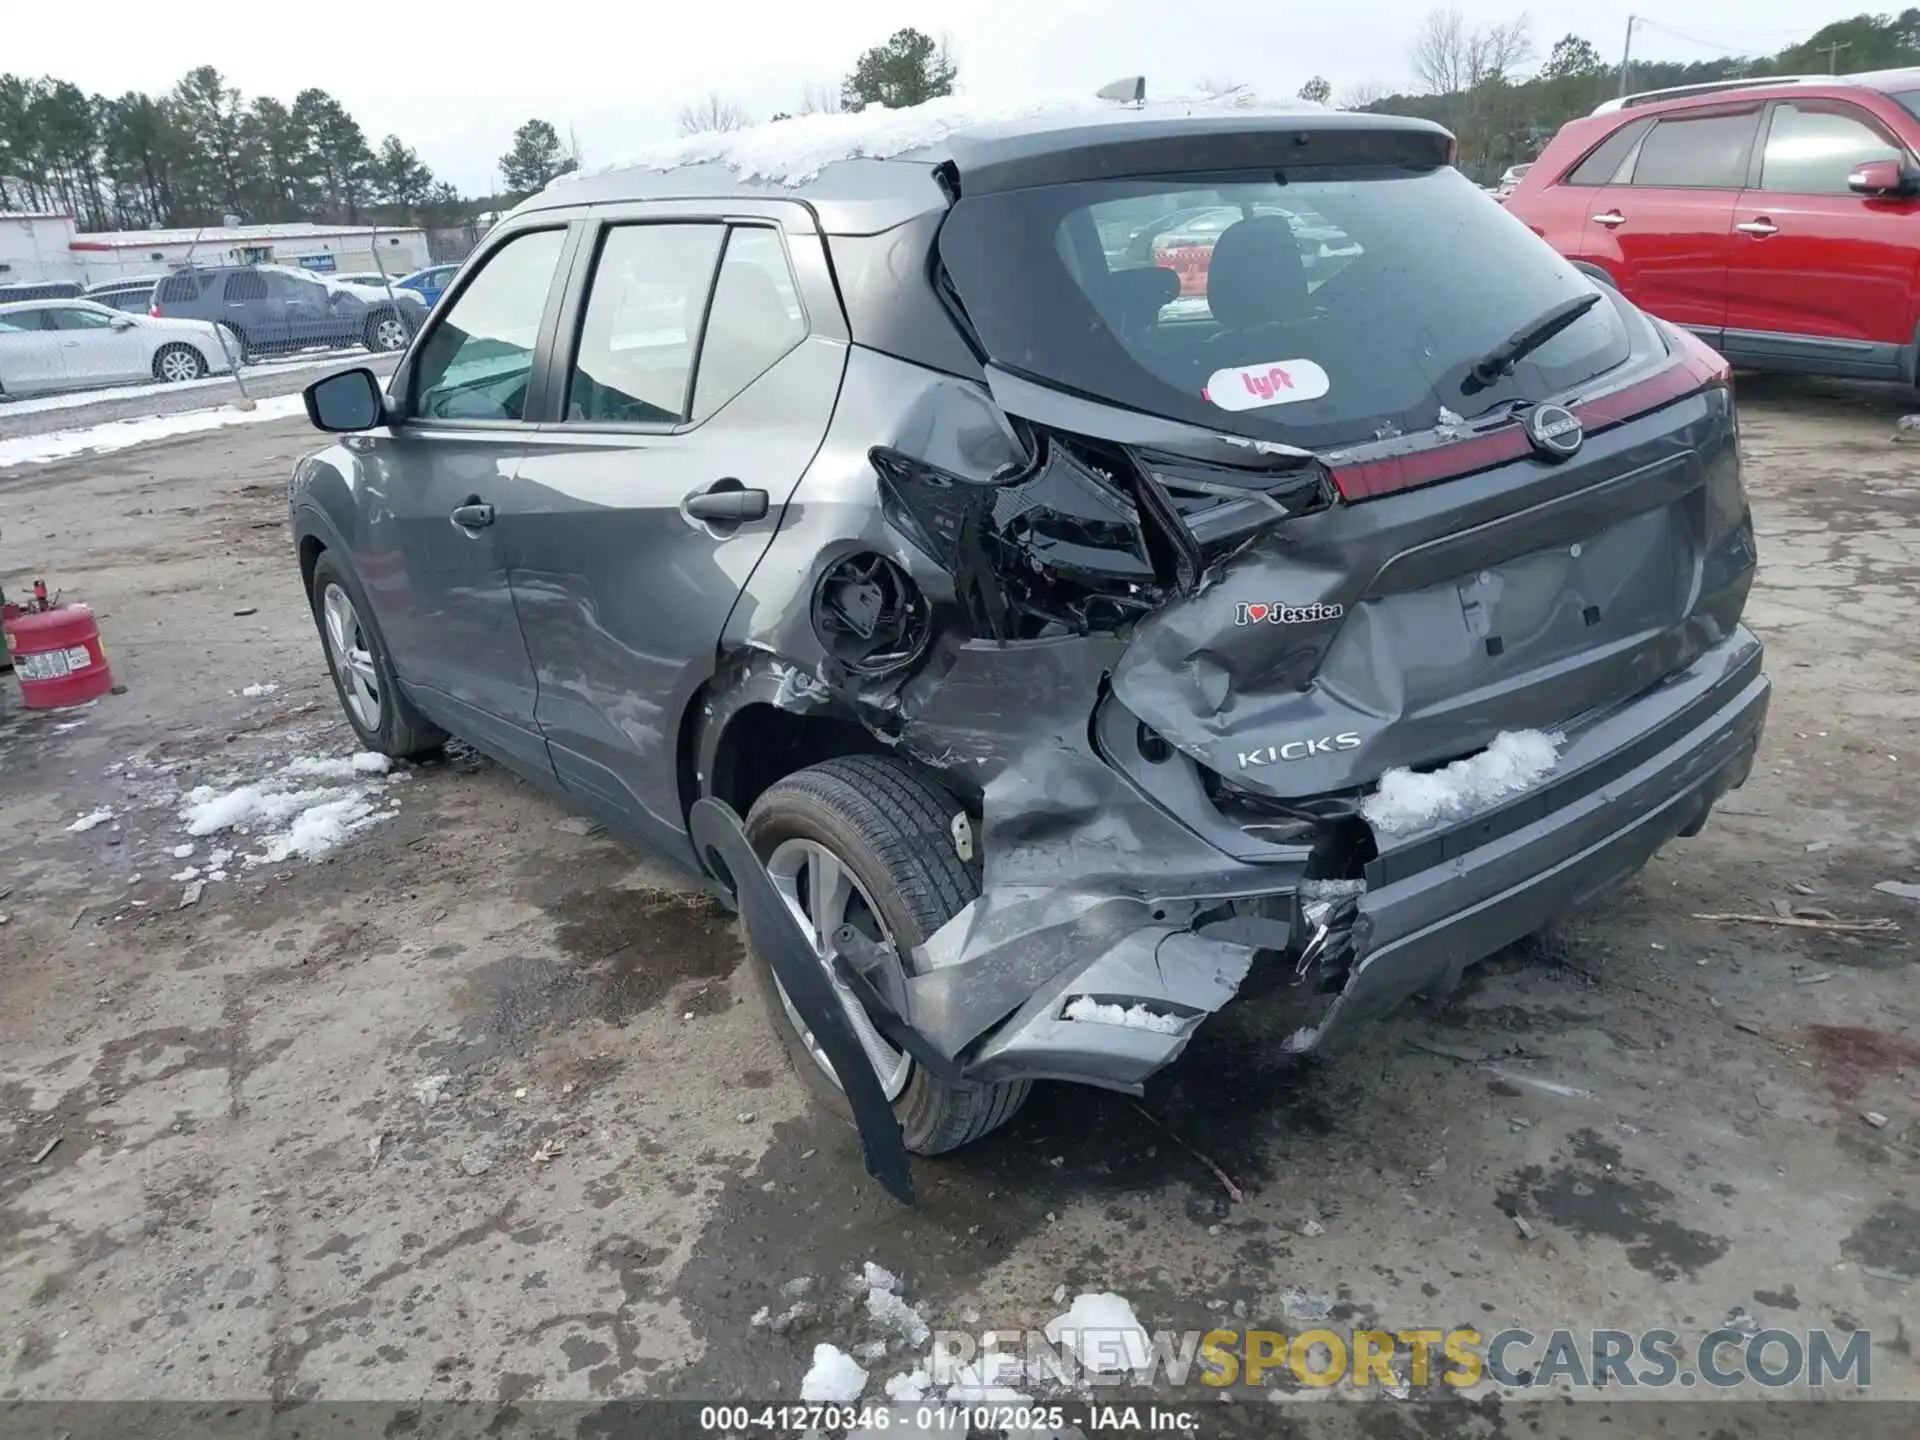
0,298 -> 235,398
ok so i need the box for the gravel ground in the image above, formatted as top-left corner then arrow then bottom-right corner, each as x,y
0,371 -> 1915,1425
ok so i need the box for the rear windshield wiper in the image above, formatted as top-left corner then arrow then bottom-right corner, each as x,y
1465,292 -> 1603,390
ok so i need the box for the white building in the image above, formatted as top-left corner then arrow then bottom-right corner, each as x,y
1,213 -> 430,286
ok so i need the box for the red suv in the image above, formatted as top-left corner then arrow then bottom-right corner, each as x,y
1506,71 -> 1920,383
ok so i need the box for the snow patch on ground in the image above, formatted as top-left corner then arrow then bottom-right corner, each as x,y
177,751 -> 397,864
0,393 -> 306,470
241,682 -> 279,698
1063,995 -> 1183,1034
65,808 -> 115,833
1360,729 -> 1563,836
1043,1292 -> 1153,1374
800,1343 -> 868,1402
558,92 -> 1322,188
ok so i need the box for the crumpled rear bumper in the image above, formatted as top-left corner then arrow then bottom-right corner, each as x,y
913,626 -> 1768,1091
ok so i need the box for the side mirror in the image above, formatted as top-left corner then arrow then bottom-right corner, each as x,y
1848,159 -> 1916,196
305,367 -> 386,432
109,314 -> 137,330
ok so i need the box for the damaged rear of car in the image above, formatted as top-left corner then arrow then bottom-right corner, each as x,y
701,107 -> 1767,1180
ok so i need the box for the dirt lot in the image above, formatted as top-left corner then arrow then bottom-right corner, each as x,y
0,372 -> 1916,1419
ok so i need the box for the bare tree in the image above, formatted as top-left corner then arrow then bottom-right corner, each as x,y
674,93 -> 750,136
799,79 -> 843,116
1337,77 -> 1394,110
1193,74 -> 1244,99
1410,8 -> 1534,94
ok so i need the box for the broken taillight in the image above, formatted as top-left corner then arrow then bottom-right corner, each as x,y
1330,336 -> 1731,504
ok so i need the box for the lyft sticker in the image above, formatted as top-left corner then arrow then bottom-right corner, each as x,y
1203,358 -> 1331,412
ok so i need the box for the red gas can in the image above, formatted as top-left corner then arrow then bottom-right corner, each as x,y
4,603 -> 115,708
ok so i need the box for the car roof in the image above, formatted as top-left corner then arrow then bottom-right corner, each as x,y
515,99 -> 1451,235
0,297 -> 101,312
1595,67 -> 1920,116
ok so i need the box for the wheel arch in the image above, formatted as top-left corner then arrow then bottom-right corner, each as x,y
684,653 -> 907,839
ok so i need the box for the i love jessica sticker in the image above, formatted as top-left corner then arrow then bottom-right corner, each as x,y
1203,358 -> 1331,412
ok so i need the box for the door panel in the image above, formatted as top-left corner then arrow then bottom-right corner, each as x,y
1583,108 -> 1761,334
508,220 -> 843,865
1724,99 -> 1920,353
351,429 -> 549,769
348,224 -> 575,775
0,311 -> 62,393
1584,188 -> 1739,332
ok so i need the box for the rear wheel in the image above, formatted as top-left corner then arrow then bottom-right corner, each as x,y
306,550 -> 444,759
153,343 -> 207,383
743,756 -> 1029,1154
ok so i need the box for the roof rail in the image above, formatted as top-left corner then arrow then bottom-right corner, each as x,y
1592,74 -> 1828,115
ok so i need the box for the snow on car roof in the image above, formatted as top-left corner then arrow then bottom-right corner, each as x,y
553,89 -> 1326,190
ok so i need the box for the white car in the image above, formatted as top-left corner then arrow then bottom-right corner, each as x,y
0,299 -> 237,399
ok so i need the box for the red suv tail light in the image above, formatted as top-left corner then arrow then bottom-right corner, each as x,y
149,303 -> 162,318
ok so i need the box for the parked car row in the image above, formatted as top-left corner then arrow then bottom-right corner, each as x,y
0,258 -> 458,398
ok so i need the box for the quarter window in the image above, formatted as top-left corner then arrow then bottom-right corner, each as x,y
1567,119 -> 1651,185
566,223 -> 724,424
1627,112 -> 1758,188
689,227 -> 807,421
1760,102 -> 1906,193
413,227 -> 567,422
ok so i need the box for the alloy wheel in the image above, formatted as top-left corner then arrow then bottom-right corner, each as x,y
158,349 -> 201,383
764,836 -> 913,1100
373,317 -> 408,351
321,583 -> 382,732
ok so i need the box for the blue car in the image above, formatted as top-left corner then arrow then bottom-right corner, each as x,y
396,264 -> 459,307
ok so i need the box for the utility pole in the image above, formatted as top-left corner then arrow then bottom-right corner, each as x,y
1618,15 -> 1636,99
1821,39 -> 1852,74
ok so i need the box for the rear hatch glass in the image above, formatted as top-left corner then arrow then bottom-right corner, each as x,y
937,165 -> 1629,451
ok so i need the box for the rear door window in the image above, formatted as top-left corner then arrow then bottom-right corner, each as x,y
938,167 -> 1630,450
1625,111 -> 1759,188
413,227 -> 567,422
224,271 -> 268,303
1759,101 -> 1907,193
565,223 -> 724,424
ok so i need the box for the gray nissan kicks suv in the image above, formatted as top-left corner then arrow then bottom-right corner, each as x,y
290,99 -> 1768,1194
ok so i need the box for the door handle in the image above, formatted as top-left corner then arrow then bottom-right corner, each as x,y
1736,217 -> 1779,237
449,500 -> 495,529
683,482 -> 769,523
1590,210 -> 1627,228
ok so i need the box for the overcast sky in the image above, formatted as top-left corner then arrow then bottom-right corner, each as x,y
3,1 -> 1888,194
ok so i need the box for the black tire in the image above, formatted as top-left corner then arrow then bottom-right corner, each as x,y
152,343 -> 207,383
744,757 -> 1029,1154
363,310 -> 409,353
306,549 -> 445,759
